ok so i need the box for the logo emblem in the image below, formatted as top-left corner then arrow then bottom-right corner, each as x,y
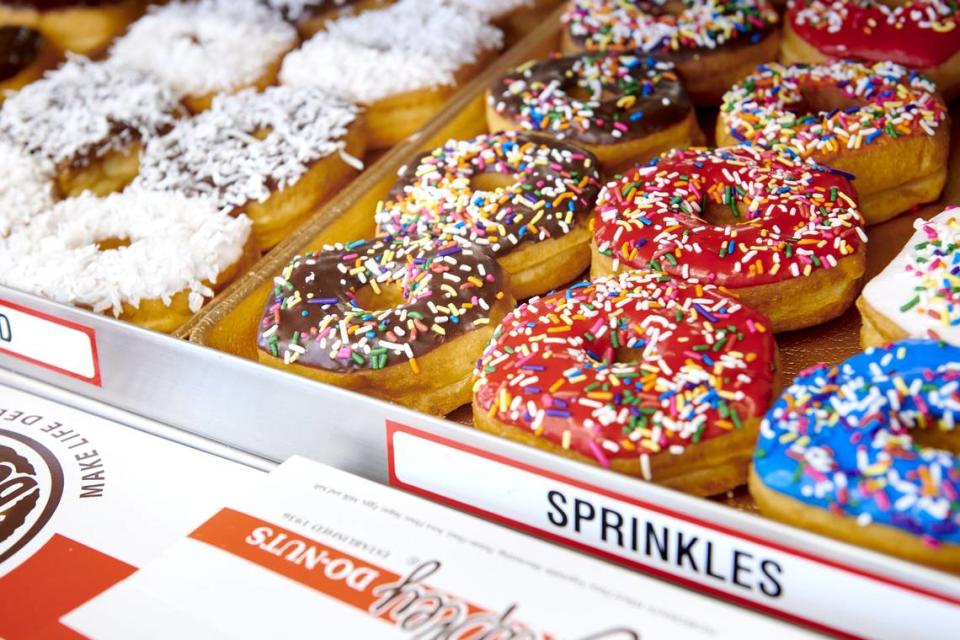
0,430 -> 64,565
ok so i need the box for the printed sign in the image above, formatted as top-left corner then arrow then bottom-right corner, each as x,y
0,299 -> 100,385
63,457 -> 817,640
386,421 -> 960,640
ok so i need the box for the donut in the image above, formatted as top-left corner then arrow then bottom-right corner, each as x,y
472,269 -> 779,496
858,207 -> 960,348
375,131 -> 602,299
717,60 -> 950,226
256,235 -> 515,416
560,0 -> 781,105
0,1 -> 141,55
0,191 -> 257,333
0,56 -> 182,197
134,85 -> 365,250
750,339 -> 960,571
280,0 -> 503,148
783,1 -> 960,101
0,141 -> 54,237
0,25 -> 58,98
486,53 -> 702,171
591,146 -> 867,333
263,0 -> 389,38
109,0 -> 298,113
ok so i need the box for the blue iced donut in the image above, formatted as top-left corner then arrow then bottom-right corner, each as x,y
750,339 -> 960,571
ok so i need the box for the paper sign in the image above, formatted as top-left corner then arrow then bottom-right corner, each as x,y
63,457 -> 819,640
0,385 -> 261,639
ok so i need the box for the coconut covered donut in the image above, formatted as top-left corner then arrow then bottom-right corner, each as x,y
751,339 -> 960,572
450,0 -> 563,38
0,141 -> 54,236
0,0 -> 141,54
717,60 -> 950,225
0,56 -> 181,197
486,53 -> 701,171
280,0 -> 503,148
859,207 -> 960,348
472,269 -> 779,496
783,1 -> 960,101
375,131 -> 602,298
110,0 -> 298,113
592,146 -> 867,332
263,0 -> 388,37
134,85 -> 365,250
0,25 -> 58,97
0,191 -> 256,333
256,235 -> 515,416
561,0 -> 781,104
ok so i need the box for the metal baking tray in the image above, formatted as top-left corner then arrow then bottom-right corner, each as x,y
1,8 -> 958,637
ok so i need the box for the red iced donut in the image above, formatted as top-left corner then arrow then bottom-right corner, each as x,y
783,0 -> 960,99
591,146 -> 867,332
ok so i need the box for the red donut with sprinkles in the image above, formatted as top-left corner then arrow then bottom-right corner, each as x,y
472,269 -> 779,496
591,146 -> 867,333
783,0 -> 960,100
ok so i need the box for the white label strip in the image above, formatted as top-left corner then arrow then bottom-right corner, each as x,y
0,300 -> 99,385
389,426 -> 959,640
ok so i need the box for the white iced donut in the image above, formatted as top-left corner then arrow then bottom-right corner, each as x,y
0,191 -> 254,332
858,206 -> 960,347
110,0 -> 298,112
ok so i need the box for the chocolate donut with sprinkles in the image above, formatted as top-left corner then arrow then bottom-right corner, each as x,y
592,146 -> 867,333
256,235 -> 515,416
859,207 -> 960,348
783,1 -> 960,101
717,60 -> 950,226
376,131 -> 601,299
561,0 -> 781,105
751,340 -> 960,571
486,52 -> 702,171
472,269 -> 779,496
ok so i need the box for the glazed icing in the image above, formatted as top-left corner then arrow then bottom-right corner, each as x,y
719,60 -> 947,164
863,207 -> 960,344
473,270 -> 777,472
755,339 -> 960,545
376,131 -> 601,258
257,235 -> 507,373
488,53 -> 692,146
789,0 -> 960,69
593,146 -> 866,288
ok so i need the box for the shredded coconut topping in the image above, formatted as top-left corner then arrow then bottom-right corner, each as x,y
0,191 -> 252,316
134,86 -> 359,212
264,0 -> 352,21
110,0 -> 297,99
0,142 -> 55,236
280,0 -> 503,104
0,56 -> 181,167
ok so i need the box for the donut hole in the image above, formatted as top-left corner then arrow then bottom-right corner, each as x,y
701,196 -> 754,226
252,126 -> 273,141
785,85 -> 868,118
96,236 -> 131,252
566,83 -> 619,102
469,172 -> 518,193
353,281 -> 407,312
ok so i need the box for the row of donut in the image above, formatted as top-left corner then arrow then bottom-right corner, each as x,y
0,0 -> 536,330
253,125 -> 960,571
561,0 -> 959,102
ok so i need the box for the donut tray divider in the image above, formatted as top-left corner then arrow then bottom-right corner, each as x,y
1,7 -> 959,636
